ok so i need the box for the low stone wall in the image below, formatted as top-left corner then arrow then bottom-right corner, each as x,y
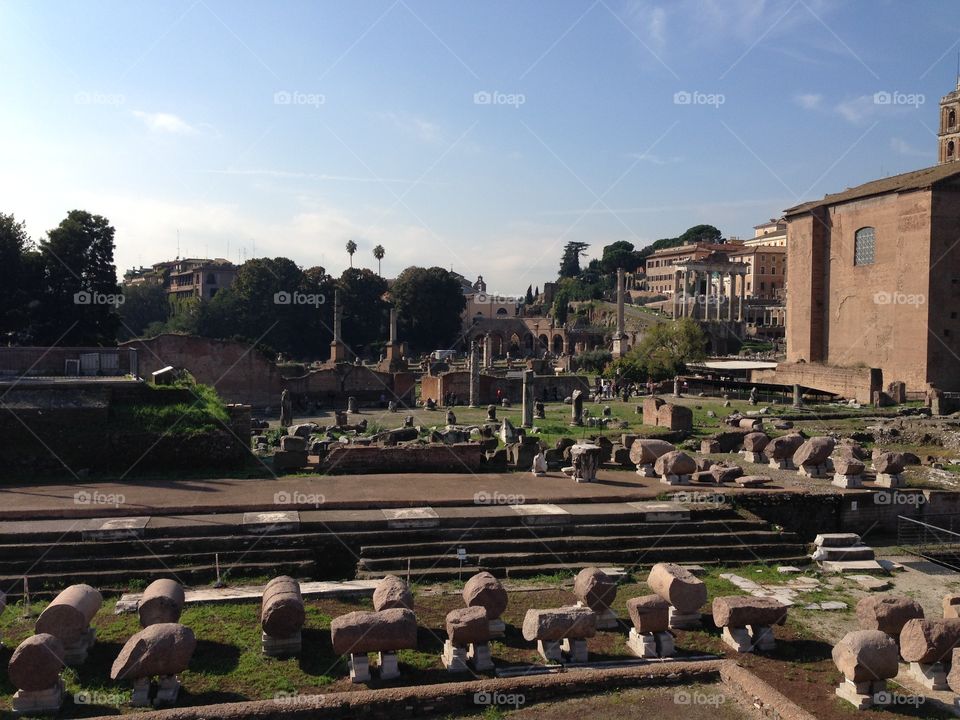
0,346 -> 138,376
750,362 -> 882,404
317,443 -> 485,474
420,371 -> 590,405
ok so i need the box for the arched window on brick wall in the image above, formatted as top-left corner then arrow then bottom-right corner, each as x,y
854,227 -> 876,266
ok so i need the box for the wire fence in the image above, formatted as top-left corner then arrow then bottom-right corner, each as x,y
897,515 -> 960,571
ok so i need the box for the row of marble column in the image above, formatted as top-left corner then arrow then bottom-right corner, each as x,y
673,269 -> 746,322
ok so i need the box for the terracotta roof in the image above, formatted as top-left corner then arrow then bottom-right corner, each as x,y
784,162 -> 960,216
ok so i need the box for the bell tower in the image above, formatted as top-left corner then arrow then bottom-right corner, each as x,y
939,76 -> 960,164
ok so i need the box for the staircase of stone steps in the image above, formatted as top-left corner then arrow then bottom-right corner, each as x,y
355,506 -> 808,582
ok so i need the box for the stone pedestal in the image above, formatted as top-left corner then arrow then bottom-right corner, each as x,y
12,678 -> 64,714
749,624 -> 775,651
442,640 -> 469,673
468,642 -> 494,671
349,653 -> 370,683
875,473 -> 905,488
835,679 -> 889,710
627,628 -> 674,658
63,627 -> 96,666
154,675 -> 181,707
798,464 -> 829,479
635,463 -> 657,478
488,618 -> 506,638
575,601 -> 616,629
769,458 -> 795,470
909,661 -> 948,690
561,637 -> 588,664
743,452 -> 766,463
722,626 -> 752,652
377,651 -> 400,680
660,474 -> 691,486
832,474 -> 863,489
129,677 -> 151,707
668,606 -> 701,629
262,630 -> 301,657
537,639 -> 562,663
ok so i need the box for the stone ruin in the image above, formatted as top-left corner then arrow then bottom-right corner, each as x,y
873,450 -> 906,488
522,605 -> 597,664
641,397 -> 693,432
833,629 -> 900,709
629,438 -> 675,478
647,563 -> 706,630
712,596 -> 787,653
261,576 -> 305,657
463,571 -> 508,638
561,443 -> 601,483
899,617 -> 960,690
35,583 -> 102,665
330,575 -> 417,683
766,432 -> 805,470
138,579 -> 185,627
625,595 -> 674,659
443,606 -> 493,673
741,431 -> 770,463
855,595 -> 924,640
573,567 -> 618,629
9,634 -> 66,714
654,450 -> 696,486
111,623 -> 197,707
793,436 -> 835,478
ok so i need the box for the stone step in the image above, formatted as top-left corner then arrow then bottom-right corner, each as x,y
812,546 -> 876,562
819,559 -> 887,574
814,533 -> 861,547
359,530 -> 801,559
357,542 -> 809,572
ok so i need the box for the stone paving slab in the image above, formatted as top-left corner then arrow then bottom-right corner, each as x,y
241,511 -> 300,533
509,503 -> 571,525
81,516 -> 150,541
626,501 -> 690,522
382,507 -> 440,529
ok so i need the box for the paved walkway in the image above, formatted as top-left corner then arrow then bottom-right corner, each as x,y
0,467 -> 817,521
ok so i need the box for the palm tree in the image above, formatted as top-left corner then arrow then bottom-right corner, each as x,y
373,244 -> 385,275
345,239 -> 357,268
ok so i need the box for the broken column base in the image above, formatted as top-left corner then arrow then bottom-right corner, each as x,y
743,452 -> 766,463
12,678 -> 64,714
909,661 -> 948,690
749,624 -> 776,651
561,637 -> 588,664
468,642 -> 494,671
832,474 -> 863,489
660,474 -> 691,486
488,618 -> 506,638
798,464 -> 829,479
131,677 -> 152,707
875,473 -> 905,488
636,463 -> 657,478
63,627 -> 96,666
576,602 -> 617,629
537,639 -> 563,663
835,679 -> 889,710
626,628 -> 675,658
376,651 -> 400,680
348,653 -> 371,683
154,675 -> 181,707
668,606 -> 701,629
768,458 -> 795,470
721,626 -> 752,652
262,630 -> 301,657
442,640 -> 469,673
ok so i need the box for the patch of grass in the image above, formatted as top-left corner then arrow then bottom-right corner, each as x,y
110,384 -> 230,436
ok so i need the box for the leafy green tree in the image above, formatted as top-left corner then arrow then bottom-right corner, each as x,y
605,354 -> 646,383
35,210 -> 120,345
631,318 -> 707,381
391,266 -> 466,351
678,224 -> 722,245
558,241 -> 589,278
373,244 -> 385,275
338,267 -> 387,350
117,282 -> 170,340
600,240 -> 643,272
345,239 -> 358,268
0,213 -> 34,340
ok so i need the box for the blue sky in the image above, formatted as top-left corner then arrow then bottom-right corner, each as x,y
0,0 -> 957,293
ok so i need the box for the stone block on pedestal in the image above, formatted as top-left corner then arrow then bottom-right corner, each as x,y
833,474 -> 863,489
441,640 -> 469,673
348,653 -> 370,683
835,679 -> 889,710
668,606 -> 701,629
11,679 -> 64,715
561,637 -> 588,664
875,473 -> 905,488
722,626 -> 752,652
153,675 -> 181,707
537,639 -> 562,663
468,642 -> 494,671
909,661 -> 948,690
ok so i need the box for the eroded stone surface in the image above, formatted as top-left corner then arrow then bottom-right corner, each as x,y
832,629 -> 899,682
647,563 -> 707,614
110,623 -> 196,681
372,575 -> 414,612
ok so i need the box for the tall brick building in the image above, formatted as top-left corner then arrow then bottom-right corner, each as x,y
784,162 -> 960,392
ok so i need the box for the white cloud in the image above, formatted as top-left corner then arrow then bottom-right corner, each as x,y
890,137 -> 931,158
794,93 -> 823,110
627,151 -> 681,165
835,95 -> 876,124
377,111 -> 443,144
131,110 -> 199,135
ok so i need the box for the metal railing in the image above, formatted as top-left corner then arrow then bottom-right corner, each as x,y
897,515 -> 960,571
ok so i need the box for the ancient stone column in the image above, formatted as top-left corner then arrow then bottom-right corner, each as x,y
738,272 -> 746,322
727,272 -> 735,321
716,271 -> 723,321
261,576 -> 305,656
138,579 -> 185,627
570,389 -> 584,426
681,270 -> 689,318
613,268 -> 626,356
468,341 -> 480,408
111,623 -> 197,707
35,584 -> 102,666
9,634 -> 66,714
388,306 -> 397,345
521,369 -> 535,428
